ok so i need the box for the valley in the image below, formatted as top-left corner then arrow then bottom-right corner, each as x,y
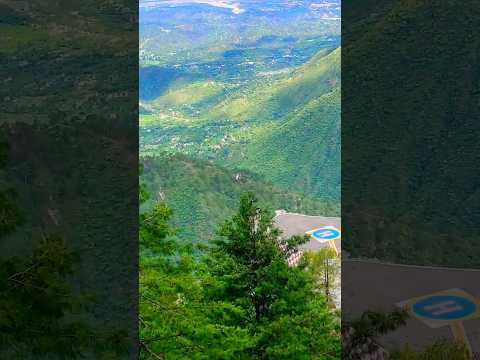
140,0 -> 340,66
138,1 -> 342,358
140,0 -> 341,241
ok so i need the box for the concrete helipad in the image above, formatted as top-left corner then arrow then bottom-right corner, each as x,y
343,260 -> 480,354
274,211 -> 480,354
273,211 -> 341,254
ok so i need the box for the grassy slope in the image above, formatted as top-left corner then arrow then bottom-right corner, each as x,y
150,81 -> 226,111
209,47 -> 339,124
141,154 -> 339,242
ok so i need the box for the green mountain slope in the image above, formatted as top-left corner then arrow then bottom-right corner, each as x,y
343,0 -> 480,266
140,47 -> 341,201
140,154 -> 339,242
215,47 -> 340,200
228,86 -> 340,201
209,47 -> 340,124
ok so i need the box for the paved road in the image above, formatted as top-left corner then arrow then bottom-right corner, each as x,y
343,260 -> 480,353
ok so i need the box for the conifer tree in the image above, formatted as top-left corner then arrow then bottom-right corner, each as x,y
139,181 -> 253,360
205,192 -> 341,359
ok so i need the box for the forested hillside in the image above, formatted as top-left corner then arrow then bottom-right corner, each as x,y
343,0 -> 480,266
140,47 -> 341,201
140,154 -> 339,242
140,188 -> 341,359
208,47 -> 340,124
227,73 -> 340,201
1,1 -> 138,356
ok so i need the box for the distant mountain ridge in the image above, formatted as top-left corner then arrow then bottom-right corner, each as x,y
140,0 -> 340,66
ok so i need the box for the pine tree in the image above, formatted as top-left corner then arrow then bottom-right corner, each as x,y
139,182 -> 253,360
139,192 -> 341,359
205,192 -> 341,359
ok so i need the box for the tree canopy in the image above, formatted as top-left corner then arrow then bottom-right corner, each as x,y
139,191 -> 341,359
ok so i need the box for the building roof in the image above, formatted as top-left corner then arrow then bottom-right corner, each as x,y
273,212 -> 341,254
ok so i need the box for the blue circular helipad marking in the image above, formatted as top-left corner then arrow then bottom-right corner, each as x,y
412,295 -> 476,321
312,229 -> 340,240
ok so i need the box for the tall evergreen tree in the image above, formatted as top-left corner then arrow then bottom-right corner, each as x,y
139,191 -> 341,359
139,182 -> 253,360
204,192 -> 341,359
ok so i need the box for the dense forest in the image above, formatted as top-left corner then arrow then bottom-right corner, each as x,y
0,1 -> 138,357
0,139 -> 131,358
342,0 -> 480,267
140,154 -> 339,242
